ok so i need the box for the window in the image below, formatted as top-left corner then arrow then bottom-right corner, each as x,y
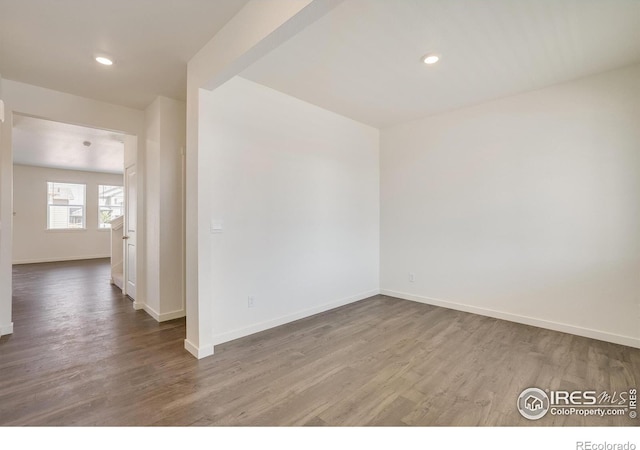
98,185 -> 124,228
47,182 -> 86,229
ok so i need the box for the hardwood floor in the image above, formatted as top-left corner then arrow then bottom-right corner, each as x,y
1,259 -> 638,426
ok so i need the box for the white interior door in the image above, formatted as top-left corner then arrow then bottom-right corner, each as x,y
124,164 -> 137,299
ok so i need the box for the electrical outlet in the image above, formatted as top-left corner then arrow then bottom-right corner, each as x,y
409,272 -> 415,282
248,296 -> 255,308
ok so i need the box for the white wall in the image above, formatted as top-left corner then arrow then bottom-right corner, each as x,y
199,76 -> 379,345
144,96 -> 186,322
381,64 -> 640,348
0,79 -> 145,336
158,98 -> 186,320
186,0 -> 343,357
0,104 -> 10,336
146,99 -> 161,315
12,165 -> 123,264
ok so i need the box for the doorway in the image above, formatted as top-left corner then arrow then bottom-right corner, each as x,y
10,114 -> 138,302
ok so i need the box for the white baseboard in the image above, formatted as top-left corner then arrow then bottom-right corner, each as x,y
381,289 -> 640,349
184,339 -> 214,359
132,300 -> 144,311
0,322 -> 13,336
157,309 -> 186,322
13,254 -> 110,265
138,302 -> 185,323
143,305 -> 159,321
212,288 -> 380,346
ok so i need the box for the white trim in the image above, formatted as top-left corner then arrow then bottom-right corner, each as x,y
132,300 -> 144,310
0,322 -> 13,336
184,339 -> 214,359
212,289 -> 380,346
381,289 -> 640,349
157,309 -> 186,322
12,254 -> 110,265
143,305 -> 160,321
140,303 -> 185,322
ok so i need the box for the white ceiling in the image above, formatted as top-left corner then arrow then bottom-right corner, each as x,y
0,0 -> 249,110
242,0 -> 640,128
13,115 -> 126,174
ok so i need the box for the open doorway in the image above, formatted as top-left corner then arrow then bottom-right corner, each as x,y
11,114 -> 137,302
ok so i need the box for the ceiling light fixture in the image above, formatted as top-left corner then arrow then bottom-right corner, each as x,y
95,56 -> 114,66
83,141 -> 92,147
422,54 -> 440,65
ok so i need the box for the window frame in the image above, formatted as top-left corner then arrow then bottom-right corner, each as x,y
46,181 -> 87,231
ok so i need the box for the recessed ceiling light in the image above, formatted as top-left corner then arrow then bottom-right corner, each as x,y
95,56 -> 114,66
422,54 -> 440,65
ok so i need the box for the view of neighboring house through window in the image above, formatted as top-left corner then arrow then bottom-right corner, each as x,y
47,182 -> 86,229
98,184 -> 124,228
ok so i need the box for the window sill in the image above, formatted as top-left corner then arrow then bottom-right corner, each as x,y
45,228 -> 88,233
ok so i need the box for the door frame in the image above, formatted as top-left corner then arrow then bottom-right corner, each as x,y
123,161 -> 137,302
1,108 -> 144,322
